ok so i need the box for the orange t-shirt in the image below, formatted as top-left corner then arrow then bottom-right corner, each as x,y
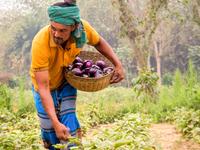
30,20 -> 100,91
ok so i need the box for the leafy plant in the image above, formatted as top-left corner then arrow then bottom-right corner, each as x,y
162,72 -> 173,85
166,107 -> 200,143
0,84 -> 12,110
0,111 -> 42,150
53,137 -> 83,150
82,113 -> 156,150
132,68 -> 159,102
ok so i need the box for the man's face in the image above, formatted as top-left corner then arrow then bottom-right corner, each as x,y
50,21 -> 75,45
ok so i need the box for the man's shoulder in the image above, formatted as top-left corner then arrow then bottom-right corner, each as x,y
33,25 -> 50,44
81,19 -> 93,30
81,19 -> 98,34
81,19 -> 89,25
80,19 -> 100,46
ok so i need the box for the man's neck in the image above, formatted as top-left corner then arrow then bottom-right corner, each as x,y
61,41 -> 67,49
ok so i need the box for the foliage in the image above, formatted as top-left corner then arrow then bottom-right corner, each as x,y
184,61 -> 200,110
18,77 -> 26,112
185,84 -> 200,110
0,109 -> 42,150
165,107 -> 200,144
78,0 -> 120,48
53,137 -> 83,150
112,0 -> 169,70
0,0 -> 57,74
0,86 -> 157,150
0,84 -> 12,110
82,113 -> 155,150
11,77 -> 35,116
114,46 -> 136,87
0,59 -> 200,148
53,114 -> 156,150
188,46 -> 200,73
141,62 -> 200,122
171,62 -> 200,110
162,72 -> 173,85
171,69 -> 186,104
0,81 -> 35,115
132,69 -> 159,101
77,87 -> 137,133
1,82 -> 200,148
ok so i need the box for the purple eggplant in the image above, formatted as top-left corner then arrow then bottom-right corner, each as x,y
96,60 -> 106,70
73,62 -> 83,69
71,68 -> 83,76
92,64 -> 101,70
95,70 -> 103,78
82,68 -> 90,75
73,57 -> 83,64
88,68 -> 97,77
83,60 -> 93,68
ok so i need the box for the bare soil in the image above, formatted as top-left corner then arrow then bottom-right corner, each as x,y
149,123 -> 200,150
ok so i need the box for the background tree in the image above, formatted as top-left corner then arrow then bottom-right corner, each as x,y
112,0 -> 169,71
0,0 -> 57,74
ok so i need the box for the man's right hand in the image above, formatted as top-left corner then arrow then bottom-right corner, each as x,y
53,122 -> 71,141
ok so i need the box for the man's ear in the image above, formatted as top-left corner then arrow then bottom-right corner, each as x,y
71,24 -> 77,31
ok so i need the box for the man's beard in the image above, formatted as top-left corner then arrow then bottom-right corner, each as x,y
53,36 -> 64,45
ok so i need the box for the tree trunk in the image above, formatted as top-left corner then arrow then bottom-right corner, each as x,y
154,41 -> 161,85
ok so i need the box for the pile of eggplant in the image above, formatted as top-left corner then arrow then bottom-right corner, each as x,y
67,57 -> 113,78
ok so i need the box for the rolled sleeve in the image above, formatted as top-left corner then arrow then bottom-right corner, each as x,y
31,41 -> 49,72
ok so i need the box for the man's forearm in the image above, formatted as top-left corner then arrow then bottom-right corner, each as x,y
38,89 -> 59,126
35,70 -> 59,127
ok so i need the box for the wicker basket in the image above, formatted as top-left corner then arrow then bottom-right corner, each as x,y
64,51 -> 114,92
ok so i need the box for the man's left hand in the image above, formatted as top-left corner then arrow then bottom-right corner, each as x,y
110,66 -> 125,84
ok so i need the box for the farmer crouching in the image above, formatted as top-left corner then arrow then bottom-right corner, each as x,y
30,1 -> 124,149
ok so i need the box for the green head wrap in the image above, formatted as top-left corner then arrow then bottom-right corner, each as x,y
48,5 -> 86,48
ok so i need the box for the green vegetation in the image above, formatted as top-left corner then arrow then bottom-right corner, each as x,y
0,110 -> 41,150
166,108 -> 200,143
82,113 -> 155,150
0,64 -> 200,149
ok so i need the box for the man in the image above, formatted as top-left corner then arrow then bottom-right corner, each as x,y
30,1 -> 124,149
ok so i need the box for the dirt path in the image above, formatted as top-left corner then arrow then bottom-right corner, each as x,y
150,123 -> 200,150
